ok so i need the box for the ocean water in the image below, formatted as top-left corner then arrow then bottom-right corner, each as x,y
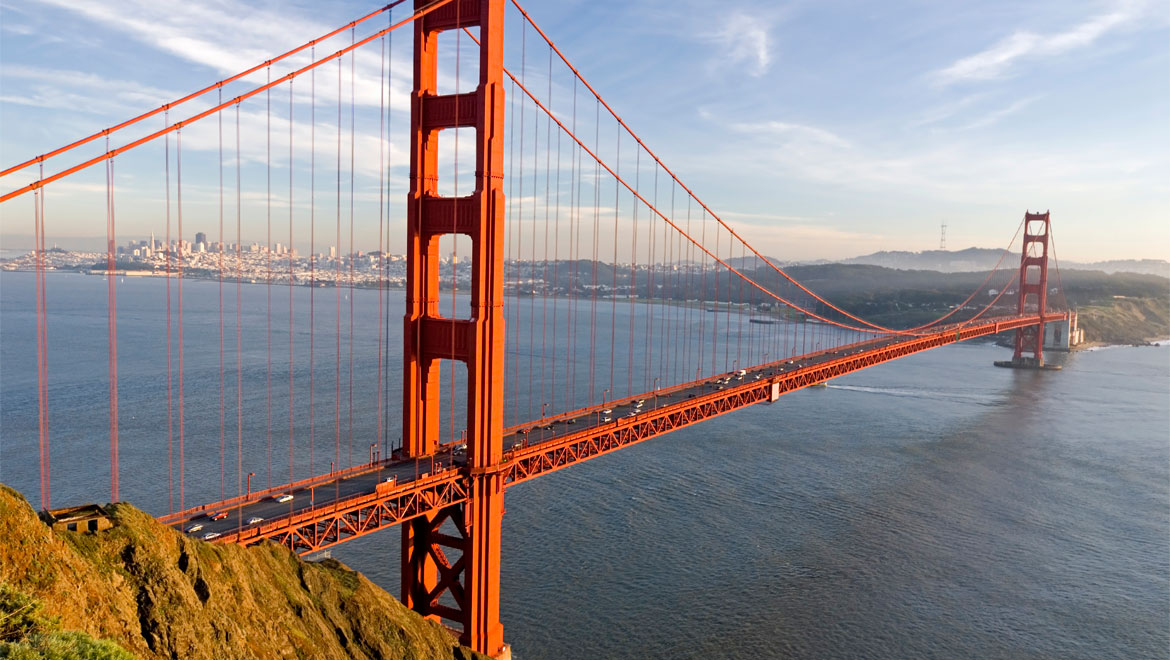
1,271 -> 1167,658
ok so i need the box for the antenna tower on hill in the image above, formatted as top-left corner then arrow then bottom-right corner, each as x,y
940,222 -> 947,250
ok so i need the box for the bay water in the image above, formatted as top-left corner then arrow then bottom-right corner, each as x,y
1,271 -> 1166,658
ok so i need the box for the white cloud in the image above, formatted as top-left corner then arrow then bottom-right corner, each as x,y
933,0 -> 1146,84
710,111 -> 1162,205
0,65 -> 177,114
25,0 -> 413,111
709,11 -> 773,77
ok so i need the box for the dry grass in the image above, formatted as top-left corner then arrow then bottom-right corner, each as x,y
1077,296 -> 1170,346
0,485 -> 488,660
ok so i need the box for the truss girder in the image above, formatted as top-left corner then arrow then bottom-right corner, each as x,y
211,313 -> 1064,555
215,472 -> 469,555
498,314 -> 1056,485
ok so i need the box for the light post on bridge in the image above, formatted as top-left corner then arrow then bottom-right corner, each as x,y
246,472 -> 255,499
653,377 -> 659,409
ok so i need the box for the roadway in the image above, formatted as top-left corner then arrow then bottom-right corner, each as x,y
171,313 -> 1047,544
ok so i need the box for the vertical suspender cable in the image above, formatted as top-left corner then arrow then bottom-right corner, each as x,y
627,149 -> 639,397
697,210 -> 707,379
529,42 -> 540,422
266,68 -> 274,490
217,89 -> 225,500
390,11 -> 400,454
506,74 -> 518,425
235,105 -> 243,498
105,140 -> 120,502
176,128 -> 185,512
588,99 -> 599,405
164,116 -> 174,513
517,21 -> 528,419
567,78 -> 579,411
550,65 -> 563,415
335,55 -> 342,473
541,47 -> 553,419
288,79 -> 296,483
34,181 -> 50,510
376,36 -> 384,460
609,127 -> 619,398
644,167 -> 656,389
310,46 -> 317,474
348,29 -> 356,466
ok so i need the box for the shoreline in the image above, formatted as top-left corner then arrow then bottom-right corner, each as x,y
1074,337 -> 1169,351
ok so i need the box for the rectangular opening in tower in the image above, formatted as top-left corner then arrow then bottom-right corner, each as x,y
436,233 -> 474,319
435,358 -> 469,448
435,126 -> 476,198
435,28 -> 481,96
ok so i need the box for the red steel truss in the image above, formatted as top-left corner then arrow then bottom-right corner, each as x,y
500,313 -> 1060,485
205,312 -> 1064,556
214,471 -> 467,553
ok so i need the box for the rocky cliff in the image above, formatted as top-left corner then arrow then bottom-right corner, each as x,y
1077,296 -> 1170,346
0,484 -> 486,660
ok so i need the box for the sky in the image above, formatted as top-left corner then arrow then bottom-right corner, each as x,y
0,0 -> 1167,262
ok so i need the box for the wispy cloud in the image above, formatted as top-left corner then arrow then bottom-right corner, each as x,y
956,95 -> 1041,131
933,0 -> 1146,85
25,0 -> 412,110
708,110 -> 1161,204
708,11 -> 773,77
730,120 -> 851,149
1,64 -> 177,114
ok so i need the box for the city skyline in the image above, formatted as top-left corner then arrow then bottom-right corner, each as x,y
0,1 -> 1167,263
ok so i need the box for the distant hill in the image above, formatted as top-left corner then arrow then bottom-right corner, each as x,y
834,248 -> 1169,277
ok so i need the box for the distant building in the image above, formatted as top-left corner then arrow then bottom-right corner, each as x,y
195,232 -> 207,246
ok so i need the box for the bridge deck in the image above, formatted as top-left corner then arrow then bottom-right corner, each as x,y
164,313 -> 1062,554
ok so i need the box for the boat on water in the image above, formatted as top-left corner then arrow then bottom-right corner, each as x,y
749,318 -> 776,325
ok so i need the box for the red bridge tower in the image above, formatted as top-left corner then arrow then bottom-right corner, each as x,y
402,0 -> 508,656
1010,210 -> 1051,367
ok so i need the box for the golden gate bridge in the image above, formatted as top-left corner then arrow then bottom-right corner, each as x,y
0,1 -> 1071,655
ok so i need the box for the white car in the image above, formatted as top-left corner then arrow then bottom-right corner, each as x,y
202,531 -> 221,541
186,523 -> 204,533
274,493 -> 294,503
247,516 -> 264,525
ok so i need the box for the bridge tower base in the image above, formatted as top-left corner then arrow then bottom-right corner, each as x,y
402,0 -> 508,657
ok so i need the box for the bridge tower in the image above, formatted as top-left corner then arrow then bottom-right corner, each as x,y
1010,210 -> 1051,366
402,0 -> 508,657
